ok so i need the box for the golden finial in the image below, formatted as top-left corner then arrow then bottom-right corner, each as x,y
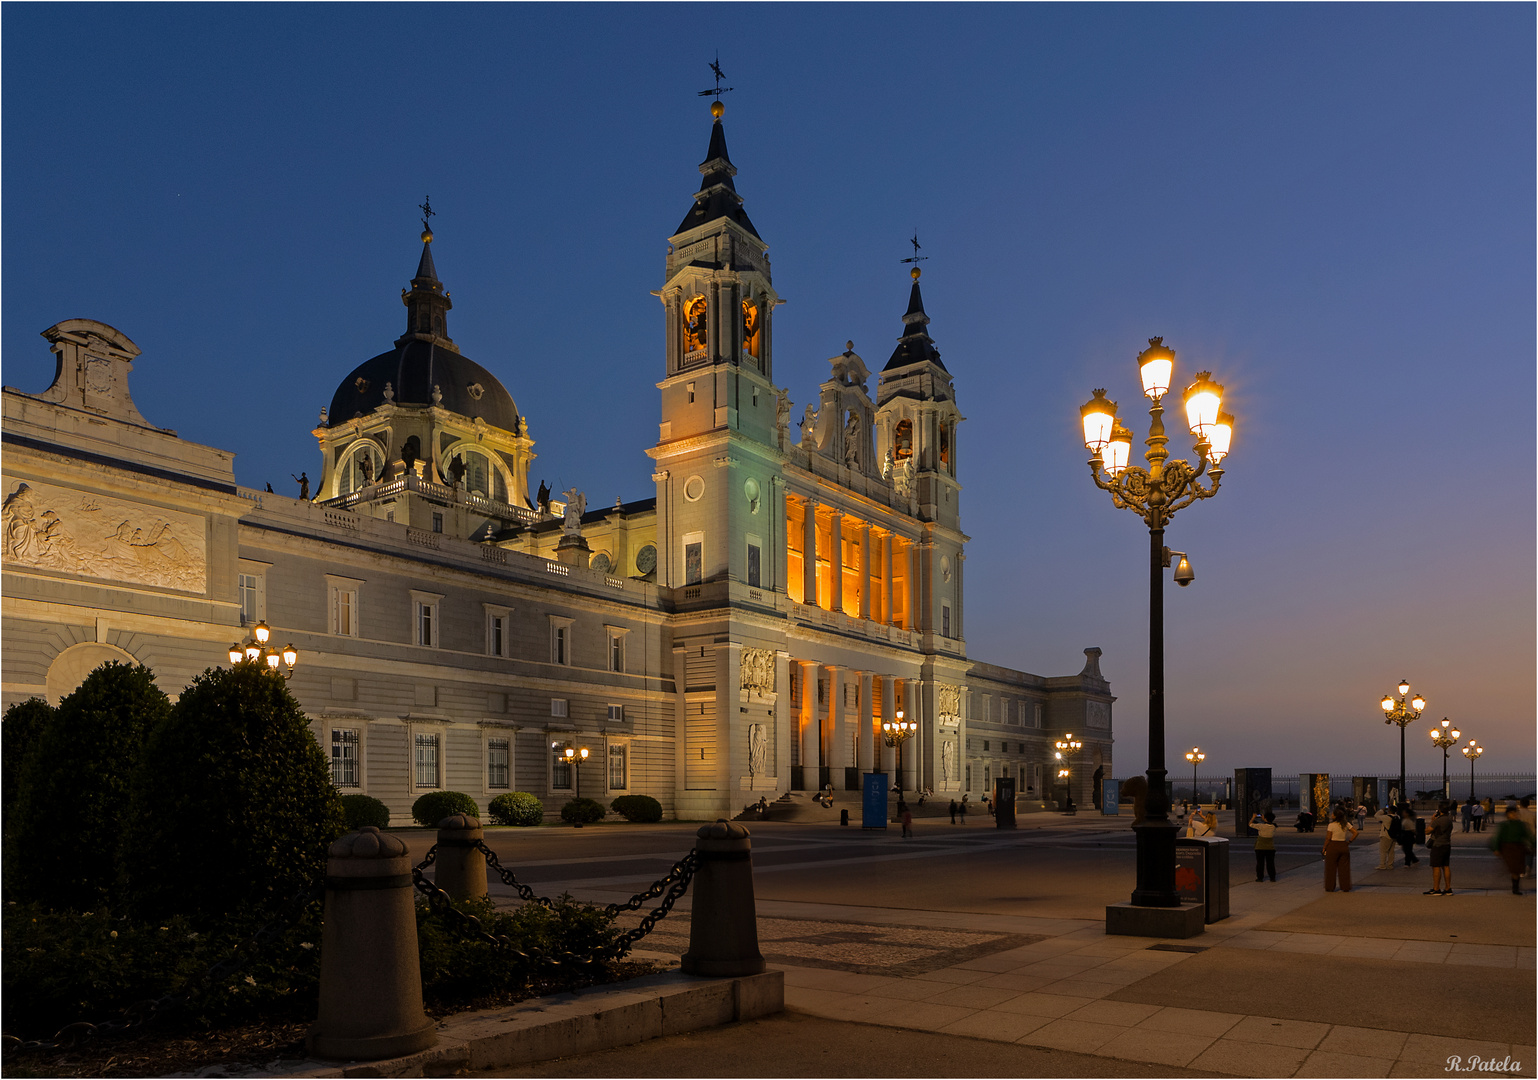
421,228 -> 433,244
698,55 -> 732,118
911,266 -> 921,281
710,99 -> 724,120
902,232 -> 928,279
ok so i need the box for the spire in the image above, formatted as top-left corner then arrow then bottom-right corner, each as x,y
676,99 -> 760,239
885,264 -> 946,372
398,197 -> 455,350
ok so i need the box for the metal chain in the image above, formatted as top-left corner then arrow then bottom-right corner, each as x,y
411,860 -> 605,969
615,850 -> 698,947
4,881 -> 324,1054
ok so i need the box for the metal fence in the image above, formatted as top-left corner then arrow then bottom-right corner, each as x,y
1133,773 -> 1535,807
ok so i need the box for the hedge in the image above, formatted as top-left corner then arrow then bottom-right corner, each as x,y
489,791 -> 545,826
560,797 -> 606,824
341,793 -> 392,830
411,790 -> 480,826
609,794 -> 662,822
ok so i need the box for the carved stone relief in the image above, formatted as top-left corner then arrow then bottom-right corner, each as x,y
748,722 -> 769,776
2,479 -> 206,593
740,648 -> 776,699
1087,700 -> 1111,729
942,739 -> 958,781
937,684 -> 962,727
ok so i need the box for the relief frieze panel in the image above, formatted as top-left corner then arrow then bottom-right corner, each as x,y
937,683 -> 962,727
2,479 -> 206,594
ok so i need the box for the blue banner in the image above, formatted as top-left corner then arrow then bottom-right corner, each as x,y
862,772 -> 889,829
1102,778 -> 1120,815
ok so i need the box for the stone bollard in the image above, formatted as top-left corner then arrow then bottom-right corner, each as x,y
434,813 -> 488,902
308,827 -> 436,1060
680,819 -> 766,977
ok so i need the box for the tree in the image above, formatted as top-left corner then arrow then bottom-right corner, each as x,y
2,697 -> 55,821
122,664 -> 345,921
11,664 -> 169,909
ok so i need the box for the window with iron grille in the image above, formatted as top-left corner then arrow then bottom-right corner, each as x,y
414,734 -> 439,788
487,738 -> 510,789
608,743 -> 628,789
552,749 -> 572,790
331,728 -> 359,787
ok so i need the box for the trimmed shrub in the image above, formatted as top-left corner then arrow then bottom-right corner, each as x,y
609,794 -> 663,823
2,697 -> 54,821
411,789 -> 480,826
489,791 -> 545,826
13,663 -> 169,909
121,664 -> 345,921
341,793 -> 392,830
560,797 -> 606,824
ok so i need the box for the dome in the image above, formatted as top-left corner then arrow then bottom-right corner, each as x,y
327,339 -> 521,433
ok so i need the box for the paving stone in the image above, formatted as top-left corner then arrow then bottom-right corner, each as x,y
1020,1017 -> 1125,1053
1190,1036 -> 1311,1077
1060,1000 -> 1164,1027
992,992 -> 1097,1019
1316,1026 -> 1409,1060
1228,1014 -> 1331,1050
936,1009 -> 1052,1043
1295,1049 -> 1395,1077
1136,1006 -> 1245,1038
1095,1027 -> 1217,1068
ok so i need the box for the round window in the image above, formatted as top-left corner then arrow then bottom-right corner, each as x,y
635,544 -> 658,575
683,475 -> 706,502
591,551 -> 613,574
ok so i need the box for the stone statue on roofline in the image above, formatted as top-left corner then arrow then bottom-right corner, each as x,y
562,488 -> 586,535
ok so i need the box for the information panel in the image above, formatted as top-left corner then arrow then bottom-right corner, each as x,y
862,772 -> 889,829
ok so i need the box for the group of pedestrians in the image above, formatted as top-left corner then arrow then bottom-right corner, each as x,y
1461,796 -> 1493,832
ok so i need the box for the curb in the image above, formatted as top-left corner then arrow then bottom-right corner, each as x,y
194,969 -> 784,1078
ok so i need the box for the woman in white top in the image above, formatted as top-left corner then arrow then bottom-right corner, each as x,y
1375,805 -> 1397,870
1323,808 -> 1360,892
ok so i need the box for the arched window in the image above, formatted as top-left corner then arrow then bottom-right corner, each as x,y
683,296 -> 708,355
338,441 -> 384,496
894,419 -> 913,460
741,299 -> 760,358
443,443 -> 510,502
939,423 -> 951,471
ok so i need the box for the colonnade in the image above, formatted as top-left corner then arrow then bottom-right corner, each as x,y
790,661 -> 924,793
787,495 -> 915,628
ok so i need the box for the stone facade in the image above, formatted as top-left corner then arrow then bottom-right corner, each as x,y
0,111 -> 1113,822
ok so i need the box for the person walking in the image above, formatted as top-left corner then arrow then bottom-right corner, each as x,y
1398,806 -> 1421,866
949,798 -> 958,825
1375,804 -> 1398,870
900,800 -> 913,839
1490,805 -> 1535,895
1472,798 -> 1487,832
1251,810 -> 1278,882
1426,800 -> 1455,894
1323,807 -> 1360,892
1519,798 -> 1535,877
959,794 -> 969,824
1461,798 -> 1474,834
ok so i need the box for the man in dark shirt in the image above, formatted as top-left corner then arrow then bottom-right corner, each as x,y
1427,800 -> 1455,894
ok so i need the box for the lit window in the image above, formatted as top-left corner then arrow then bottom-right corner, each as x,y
414,734 -> 439,788
331,729 -> 359,787
607,704 -> 624,723
608,743 -> 628,790
487,738 -> 510,789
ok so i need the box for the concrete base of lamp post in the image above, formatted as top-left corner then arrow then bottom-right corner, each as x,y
1105,900 -> 1206,939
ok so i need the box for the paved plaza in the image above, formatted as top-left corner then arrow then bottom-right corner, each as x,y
408,812 -> 1536,1078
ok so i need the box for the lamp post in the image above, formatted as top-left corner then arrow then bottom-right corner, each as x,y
1429,719 -> 1461,800
552,741 -> 591,825
1379,679 -> 1426,809
227,621 -> 299,679
1461,739 -> 1483,802
1079,338 -> 1231,908
1185,747 -> 1205,806
882,710 -> 916,794
1054,733 -> 1082,810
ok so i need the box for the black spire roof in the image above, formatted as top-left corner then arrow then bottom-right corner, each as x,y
676,110 -> 760,239
884,274 -> 947,372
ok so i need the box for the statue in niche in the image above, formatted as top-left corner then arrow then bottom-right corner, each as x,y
843,412 -> 861,469
537,480 -> 551,514
882,448 -> 894,481
562,488 -> 586,535
400,436 -> 420,476
799,404 -> 819,447
291,472 -> 310,501
895,455 -> 915,497
776,392 -> 791,442
749,723 -> 769,777
683,296 -> 708,353
447,454 -> 466,490
358,453 -> 374,484
942,740 -> 957,783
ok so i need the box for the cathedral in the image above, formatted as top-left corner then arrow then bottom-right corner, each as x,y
0,102 -> 1113,822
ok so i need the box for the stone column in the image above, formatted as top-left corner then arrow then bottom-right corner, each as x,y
858,671 -> 875,773
827,665 -> 847,785
829,510 -> 844,616
903,678 -> 921,792
673,644 -> 689,807
955,550 -> 965,640
774,650 -> 791,794
883,533 -> 895,627
880,675 -> 897,774
798,660 -> 819,789
802,499 -> 819,608
859,522 -> 872,621
907,541 -> 920,632
718,641 -> 742,802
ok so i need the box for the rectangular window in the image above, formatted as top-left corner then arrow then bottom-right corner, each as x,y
239,573 -> 260,623
487,738 -> 510,789
550,698 -> 568,718
983,740 -> 990,752
606,629 -> 627,673
328,580 -> 360,637
607,704 -> 624,723
942,602 -> 951,638
685,542 -> 702,585
490,615 -> 504,655
687,381 -> 696,404
552,749 -> 572,790
747,541 -> 761,588
432,512 -> 444,534
416,601 -> 436,647
331,729 -> 359,787
554,625 -> 568,664
414,734 -> 439,789
608,743 -> 628,790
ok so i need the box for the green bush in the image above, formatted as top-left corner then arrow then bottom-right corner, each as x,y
489,791 -> 545,826
609,794 -> 663,823
12,663 -> 170,910
411,790 -> 481,826
560,797 -> 606,824
341,793 -> 392,830
120,664 -> 345,921
2,697 -> 54,823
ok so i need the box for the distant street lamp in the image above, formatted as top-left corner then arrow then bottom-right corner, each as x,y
1185,747 -> 1205,805
1429,719 -> 1461,799
553,741 -> 591,824
1379,679 -> 1426,808
1461,739 -> 1483,802
227,621 -> 299,679
1054,733 -> 1082,809
1079,337 -> 1231,908
882,710 -> 916,794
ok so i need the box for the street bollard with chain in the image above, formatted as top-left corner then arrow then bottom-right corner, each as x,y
680,820 -> 765,977
434,814 -> 489,902
308,827 -> 437,1060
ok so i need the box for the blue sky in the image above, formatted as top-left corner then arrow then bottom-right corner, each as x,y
4,4 -> 1532,777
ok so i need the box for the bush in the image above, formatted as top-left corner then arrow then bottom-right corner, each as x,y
609,795 -> 663,823
12,663 -> 170,909
120,664 -> 345,921
341,793 -> 392,830
411,790 -> 481,826
489,791 -> 545,826
560,797 -> 606,824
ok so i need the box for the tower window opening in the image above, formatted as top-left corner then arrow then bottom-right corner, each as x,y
894,419 -> 913,460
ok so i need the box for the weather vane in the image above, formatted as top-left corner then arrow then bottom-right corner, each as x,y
419,196 -> 435,233
901,232 -> 929,269
697,54 -> 734,100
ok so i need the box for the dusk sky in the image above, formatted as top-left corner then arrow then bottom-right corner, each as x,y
4,5 -> 1532,779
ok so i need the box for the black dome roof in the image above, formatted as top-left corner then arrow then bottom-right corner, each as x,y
327,339 -> 520,432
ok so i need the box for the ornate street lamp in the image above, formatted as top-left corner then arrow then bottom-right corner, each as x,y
1461,739 -> 1483,802
227,621 -> 299,680
1429,719 -> 1461,800
1379,679 -> 1426,808
1054,733 -> 1082,809
1079,338 -> 1231,908
552,741 -> 591,824
1185,747 -> 1205,805
882,710 -> 916,794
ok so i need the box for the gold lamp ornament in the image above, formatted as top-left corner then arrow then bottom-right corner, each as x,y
228,621 -> 298,679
